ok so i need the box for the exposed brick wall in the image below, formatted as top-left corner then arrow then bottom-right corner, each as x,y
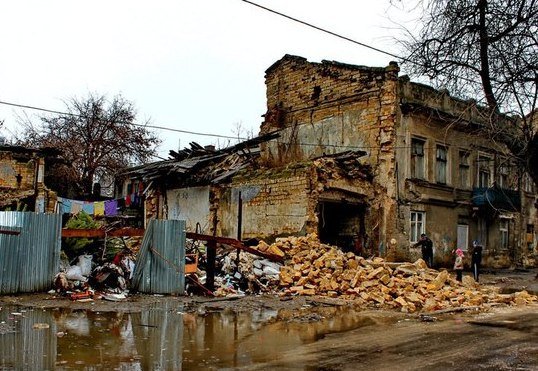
218,166 -> 314,240
0,152 -> 37,190
254,55 -> 400,255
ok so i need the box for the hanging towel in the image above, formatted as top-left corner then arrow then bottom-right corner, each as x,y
82,202 -> 94,215
105,199 -> 118,216
71,201 -> 83,214
57,197 -> 72,214
94,201 -> 105,216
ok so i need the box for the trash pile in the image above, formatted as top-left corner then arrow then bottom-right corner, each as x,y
208,250 -> 282,296
246,234 -> 538,313
53,238 -> 137,301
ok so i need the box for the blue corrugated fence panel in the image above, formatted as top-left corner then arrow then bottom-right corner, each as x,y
135,219 -> 185,295
0,212 -> 61,294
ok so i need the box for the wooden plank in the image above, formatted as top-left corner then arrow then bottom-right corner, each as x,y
61,229 -> 105,238
61,227 -> 145,238
108,228 -> 145,237
186,232 -> 283,262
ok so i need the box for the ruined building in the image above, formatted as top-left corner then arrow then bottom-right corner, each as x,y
0,144 -> 61,212
119,55 -> 538,268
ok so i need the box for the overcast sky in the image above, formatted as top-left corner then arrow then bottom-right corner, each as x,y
0,0 -> 413,158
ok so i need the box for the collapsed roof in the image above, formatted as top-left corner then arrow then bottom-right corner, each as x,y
120,132 -> 280,187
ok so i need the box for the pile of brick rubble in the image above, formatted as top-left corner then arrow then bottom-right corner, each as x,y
248,234 -> 537,313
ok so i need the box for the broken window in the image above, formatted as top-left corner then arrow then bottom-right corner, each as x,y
499,219 -> 509,249
411,139 -> 425,179
436,145 -> 448,184
458,150 -> 470,189
410,211 -> 425,243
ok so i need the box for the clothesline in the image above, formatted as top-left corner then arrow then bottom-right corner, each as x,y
56,193 -> 141,217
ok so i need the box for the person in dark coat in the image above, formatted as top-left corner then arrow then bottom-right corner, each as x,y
471,240 -> 483,282
414,233 -> 434,268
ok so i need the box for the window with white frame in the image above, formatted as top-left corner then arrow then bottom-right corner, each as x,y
411,138 -> 425,179
477,153 -> 493,188
459,150 -> 470,188
410,211 -> 425,243
500,219 -> 509,249
436,145 -> 448,184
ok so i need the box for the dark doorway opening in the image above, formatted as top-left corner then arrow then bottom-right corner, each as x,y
317,201 -> 366,255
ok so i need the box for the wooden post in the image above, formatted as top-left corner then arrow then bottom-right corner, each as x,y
206,239 -> 216,291
236,191 -> 242,266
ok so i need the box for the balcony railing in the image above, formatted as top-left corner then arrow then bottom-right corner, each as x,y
472,187 -> 520,211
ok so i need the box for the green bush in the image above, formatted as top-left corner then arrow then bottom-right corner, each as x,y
63,211 -> 100,259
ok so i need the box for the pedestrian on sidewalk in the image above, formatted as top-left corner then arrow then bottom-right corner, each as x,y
414,233 -> 434,268
453,248 -> 464,282
471,240 -> 483,282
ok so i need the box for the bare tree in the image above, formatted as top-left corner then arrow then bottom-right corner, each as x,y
20,93 -> 160,198
396,0 -> 538,183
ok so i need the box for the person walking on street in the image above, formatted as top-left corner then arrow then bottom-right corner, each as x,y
471,240 -> 483,282
453,248 -> 464,282
414,233 -> 434,268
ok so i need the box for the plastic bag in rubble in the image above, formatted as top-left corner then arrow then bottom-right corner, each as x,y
65,265 -> 86,281
262,265 -> 280,276
222,255 -> 236,274
259,259 -> 281,272
253,267 -> 264,277
76,255 -> 93,277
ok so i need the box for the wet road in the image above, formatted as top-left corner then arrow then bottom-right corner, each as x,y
0,303 -> 536,370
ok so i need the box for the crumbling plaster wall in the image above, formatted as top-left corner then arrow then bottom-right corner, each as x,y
166,186 -> 211,233
259,55 -> 400,252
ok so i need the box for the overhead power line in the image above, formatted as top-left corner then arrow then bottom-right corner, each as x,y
241,0 -> 409,63
0,99 -> 245,140
239,0 -> 506,94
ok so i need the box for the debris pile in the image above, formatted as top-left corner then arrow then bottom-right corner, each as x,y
206,250 -> 283,297
53,247 -> 136,301
249,234 -> 537,313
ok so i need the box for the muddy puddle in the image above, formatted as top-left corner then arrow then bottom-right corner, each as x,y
0,303 -> 399,370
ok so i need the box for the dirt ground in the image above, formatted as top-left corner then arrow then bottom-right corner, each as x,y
1,267 -> 536,315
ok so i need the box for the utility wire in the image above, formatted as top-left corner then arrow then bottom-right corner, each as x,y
0,99 -> 246,140
241,0 -> 409,63
240,0 -> 533,98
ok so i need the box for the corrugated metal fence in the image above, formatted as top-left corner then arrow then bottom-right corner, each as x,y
0,212 -> 62,294
132,219 -> 186,295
